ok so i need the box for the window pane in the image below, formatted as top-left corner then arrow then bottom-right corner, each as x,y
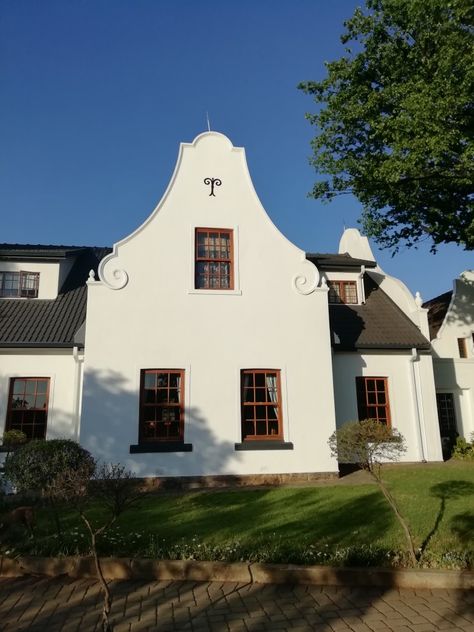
25,380 -> 36,395
243,406 -> 255,421
144,389 -> 155,405
268,420 -> 279,435
156,389 -> 168,403
243,372 -> 254,388
168,389 -> 179,403
255,373 -> 265,387
144,373 -> 156,389
169,373 -> 180,388
13,379 -> 26,395
156,373 -> 168,388
242,387 -> 254,403
242,420 -> 254,438
343,282 -> 357,303
255,388 -> 266,402
255,405 -> 266,420
35,395 -> 47,409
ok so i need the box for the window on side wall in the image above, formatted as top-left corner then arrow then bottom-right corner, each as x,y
241,369 -> 282,440
6,377 -> 50,439
356,376 -> 391,426
195,228 -> 233,290
0,271 -> 39,298
328,280 -> 357,304
457,338 -> 468,358
140,370 -> 185,442
436,393 -> 457,438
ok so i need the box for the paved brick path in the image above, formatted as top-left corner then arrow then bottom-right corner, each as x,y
0,577 -> 472,631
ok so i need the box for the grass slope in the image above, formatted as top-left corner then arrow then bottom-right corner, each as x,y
1,462 -> 473,568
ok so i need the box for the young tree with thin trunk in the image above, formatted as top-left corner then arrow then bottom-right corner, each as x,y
48,462 -> 142,632
328,419 -> 418,565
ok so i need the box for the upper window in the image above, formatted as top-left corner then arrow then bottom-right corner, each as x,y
457,337 -> 468,358
195,228 -> 233,290
0,271 -> 39,298
328,281 -> 357,304
241,370 -> 282,440
356,376 -> 391,426
140,370 -> 185,442
5,377 -> 50,439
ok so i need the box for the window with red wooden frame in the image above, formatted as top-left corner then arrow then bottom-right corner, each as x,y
140,370 -> 185,442
6,378 -> 49,439
0,271 -> 39,298
328,281 -> 358,304
241,370 -> 282,440
356,377 -> 391,426
195,228 -> 233,290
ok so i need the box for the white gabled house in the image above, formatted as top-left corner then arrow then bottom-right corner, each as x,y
424,271 -> 474,455
0,132 -> 447,481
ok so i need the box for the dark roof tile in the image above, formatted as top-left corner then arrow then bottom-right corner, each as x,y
329,276 -> 430,350
0,247 -> 111,347
306,252 -> 377,269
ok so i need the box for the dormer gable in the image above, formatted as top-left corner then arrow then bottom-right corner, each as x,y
0,244 -> 86,300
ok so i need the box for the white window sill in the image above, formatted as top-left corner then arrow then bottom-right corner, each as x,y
187,289 -> 242,296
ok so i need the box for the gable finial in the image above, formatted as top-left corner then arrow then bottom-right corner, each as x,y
206,111 -> 211,132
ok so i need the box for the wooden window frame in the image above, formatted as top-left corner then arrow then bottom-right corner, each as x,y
328,280 -> 358,304
5,377 -> 50,439
195,228 -> 234,290
241,369 -> 283,441
356,376 -> 391,427
139,369 -> 185,443
0,271 -> 39,298
457,337 -> 468,358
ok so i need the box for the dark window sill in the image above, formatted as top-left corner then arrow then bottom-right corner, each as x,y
129,443 -> 193,453
234,441 -> 293,451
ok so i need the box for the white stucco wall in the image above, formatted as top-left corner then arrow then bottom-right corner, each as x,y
0,348 -> 80,441
332,351 -> 442,462
81,132 -> 338,478
431,271 -> 474,439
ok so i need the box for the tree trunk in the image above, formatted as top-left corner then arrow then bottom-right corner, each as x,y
81,514 -> 113,632
370,469 -> 418,566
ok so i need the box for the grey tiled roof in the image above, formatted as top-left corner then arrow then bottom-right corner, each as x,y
0,244 -> 87,259
423,291 -> 452,340
306,252 -> 377,269
0,247 -> 111,347
329,276 -> 430,350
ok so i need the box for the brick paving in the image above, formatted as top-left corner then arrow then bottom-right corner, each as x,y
0,577 -> 472,631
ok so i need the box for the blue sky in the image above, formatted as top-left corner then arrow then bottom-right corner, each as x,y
1,0 -> 471,300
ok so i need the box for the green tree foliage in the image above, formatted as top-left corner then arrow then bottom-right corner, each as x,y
3,439 -> 95,494
299,0 -> 474,251
3,439 -> 95,536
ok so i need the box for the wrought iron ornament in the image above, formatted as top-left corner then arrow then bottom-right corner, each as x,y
204,177 -> 222,197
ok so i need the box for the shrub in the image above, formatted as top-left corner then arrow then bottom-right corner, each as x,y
3,439 -> 95,494
451,435 -> 474,461
1,430 -> 27,450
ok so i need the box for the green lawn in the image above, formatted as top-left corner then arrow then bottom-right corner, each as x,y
2,462 -> 473,568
